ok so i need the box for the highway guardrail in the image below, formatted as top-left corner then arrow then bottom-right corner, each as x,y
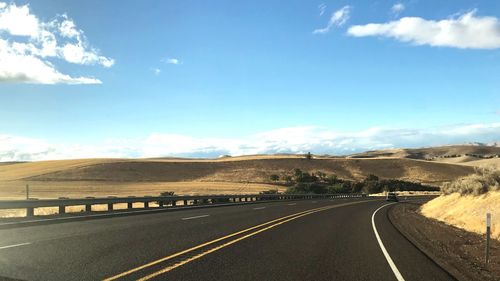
0,193 -> 366,217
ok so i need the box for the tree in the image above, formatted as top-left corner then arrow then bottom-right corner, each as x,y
316,171 -> 327,181
305,152 -> 312,160
269,174 -> 280,182
365,174 -> 379,182
326,174 -> 338,184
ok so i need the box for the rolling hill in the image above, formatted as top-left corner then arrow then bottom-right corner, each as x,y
2,144 -> 498,199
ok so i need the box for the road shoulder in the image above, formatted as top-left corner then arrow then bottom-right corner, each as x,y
388,202 -> 499,281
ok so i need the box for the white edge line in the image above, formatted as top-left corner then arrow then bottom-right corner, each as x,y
0,242 -> 31,250
372,203 -> 405,281
287,203 -> 297,205
253,207 -> 266,210
181,214 -> 210,220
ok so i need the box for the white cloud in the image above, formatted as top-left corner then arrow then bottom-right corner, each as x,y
0,39 -> 101,84
164,58 -> 180,65
313,5 -> 351,34
59,18 -> 79,38
1,123 -> 500,161
0,2 -> 113,84
0,3 -> 39,36
152,68 -> 161,75
318,3 -> 327,16
347,10 -> 500,49
391,3 -> 405,16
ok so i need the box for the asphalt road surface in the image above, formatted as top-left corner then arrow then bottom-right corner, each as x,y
0,197 -> 455,281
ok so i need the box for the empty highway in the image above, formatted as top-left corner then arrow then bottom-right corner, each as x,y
0,197 -> 455,281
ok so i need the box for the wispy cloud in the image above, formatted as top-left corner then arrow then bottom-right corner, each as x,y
391,3 -> 405,16
347,10 -> 500,49
152,68 -> 161,75
0,2 -> 113,84
318,3 -> 327,16
1,123 -> 500,161
313,5 -> 351,34
163,58 -> 180,65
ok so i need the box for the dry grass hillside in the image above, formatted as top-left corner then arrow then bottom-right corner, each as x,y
5,157 -> 474,184
348,145 -> 500,161
0,156 -> 475,199
421,167 -> 500,240
421,192 -> 500,240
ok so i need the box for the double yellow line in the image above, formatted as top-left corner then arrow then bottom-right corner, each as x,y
104,201 -> 363,281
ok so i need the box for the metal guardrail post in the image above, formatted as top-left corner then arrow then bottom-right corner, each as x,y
86,204 -> 92,212
108,203 -> 113,211
144,201 -> 149,209
59,205 -> 65,214
26,207 -> 34,217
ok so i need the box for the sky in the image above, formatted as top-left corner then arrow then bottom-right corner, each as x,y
0,0 -> 500,160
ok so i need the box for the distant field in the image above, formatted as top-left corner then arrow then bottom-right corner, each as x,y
0,154 -> 476,200
0,181 -> 283,200
348,145 -> 500,160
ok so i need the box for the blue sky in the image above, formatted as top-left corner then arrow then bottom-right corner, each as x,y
0,0 -> 499,160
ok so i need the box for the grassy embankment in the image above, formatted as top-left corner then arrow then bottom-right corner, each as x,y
421,167 -> 500,240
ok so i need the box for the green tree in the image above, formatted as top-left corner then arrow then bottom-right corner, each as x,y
269,174 -> 280,182
326,174 -> 338,184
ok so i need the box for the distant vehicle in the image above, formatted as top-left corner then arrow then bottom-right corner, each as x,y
386,192 -> 398,202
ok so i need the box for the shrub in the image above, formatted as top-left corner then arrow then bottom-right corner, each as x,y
259,189 -> 280,195
160,191 -> 175,196
326,174 -> 338,185
285,182 -> 328,194
441,166 -> 500,195
269,174 -> 280,182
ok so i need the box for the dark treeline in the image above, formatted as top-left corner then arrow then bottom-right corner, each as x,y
265,169 -> 438,195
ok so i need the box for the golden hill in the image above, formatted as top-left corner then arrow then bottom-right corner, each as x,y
0,151 -> 482,199
0,157 -> 474,184
348,145 -> 500,161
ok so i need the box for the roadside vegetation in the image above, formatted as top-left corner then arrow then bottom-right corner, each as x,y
421,192 -> 500,240
267,169 -> 438,194
422,166 -> 500,240
441,166 -> 500,195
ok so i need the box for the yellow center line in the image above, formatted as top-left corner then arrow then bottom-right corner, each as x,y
103,200 -> 369,281
136,206 -> 336,281
103,205 -> 332,281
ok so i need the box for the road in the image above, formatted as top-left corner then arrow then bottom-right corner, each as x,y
0,197 -> 455,281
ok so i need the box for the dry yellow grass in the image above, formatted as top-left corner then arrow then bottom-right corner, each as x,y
0,157 -> 474,184
349,145 -> 500,160
0,181 -> 283,200
0,159 -> 127,181
421,192 -> 500,240
0,156 -> 475,202
460,158 -> 500,169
